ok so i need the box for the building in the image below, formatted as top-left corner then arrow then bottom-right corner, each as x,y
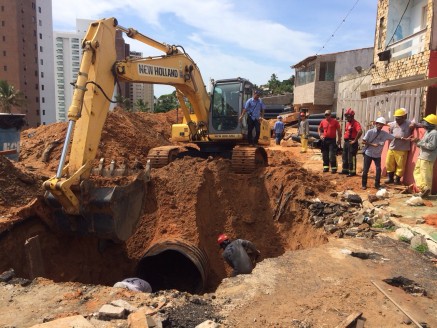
292,48 -> 373,115
0,0 -> 54,127
54,22 -> 154,118
53,19 -> 93,122
129,51 -> 154,112
360,0 -> 437,119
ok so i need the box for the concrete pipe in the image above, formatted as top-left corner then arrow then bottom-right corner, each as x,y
136,239 -> 209,294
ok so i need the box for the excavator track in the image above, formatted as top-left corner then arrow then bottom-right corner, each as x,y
147,146 -> 180,168
231,146 -> 268,173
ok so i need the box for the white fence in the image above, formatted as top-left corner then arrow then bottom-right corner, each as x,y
337,87 -> 422,133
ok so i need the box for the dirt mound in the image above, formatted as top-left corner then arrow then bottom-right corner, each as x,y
0,156 -> 43,215
19,108 -> 180,176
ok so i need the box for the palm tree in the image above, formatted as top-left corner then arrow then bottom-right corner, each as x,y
0,80 -> 24,114
134,99 -> 150,112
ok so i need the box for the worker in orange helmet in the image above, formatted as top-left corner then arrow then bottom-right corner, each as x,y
385,108 -> 414,185
340,108 -> 363,176
217,234 -> 261,277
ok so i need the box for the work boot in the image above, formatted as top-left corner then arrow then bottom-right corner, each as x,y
394,175 -> 401,185
385,172 -> 394,184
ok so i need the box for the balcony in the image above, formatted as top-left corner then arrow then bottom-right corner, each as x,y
387,28 -> 426,61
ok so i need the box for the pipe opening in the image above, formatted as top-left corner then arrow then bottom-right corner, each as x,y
137,240 -> 208,294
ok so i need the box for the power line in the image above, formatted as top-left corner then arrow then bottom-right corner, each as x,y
316,0 -> 360,55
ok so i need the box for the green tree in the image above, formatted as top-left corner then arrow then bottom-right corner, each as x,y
114,94 -> 132,111
266,74 -> 294,95
0,80 -> 25,114
155,92 -> 178,113
134,99 -> 150,112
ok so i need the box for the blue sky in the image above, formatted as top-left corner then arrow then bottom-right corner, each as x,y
52,0 -> 377,96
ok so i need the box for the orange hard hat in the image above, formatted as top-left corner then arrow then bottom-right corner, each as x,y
217,234 -> 229,245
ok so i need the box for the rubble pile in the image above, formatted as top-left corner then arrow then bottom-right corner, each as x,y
306,191 -> 397,239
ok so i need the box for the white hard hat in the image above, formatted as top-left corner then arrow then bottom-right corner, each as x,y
375,117 -> 386,125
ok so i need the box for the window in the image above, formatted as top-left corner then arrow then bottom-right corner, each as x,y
2,21 -> 5,27
38,7 -> 41,13
2,36 -> 5,41
42,97 -> 45,103
35,84 -> 38,89
41,72 -> 44,78
38,20 -> 42,26
2,51 -> 5,56
41,85 -> 44,90
3,66 -> 7,72
378,17 -> 384,49
295,64 -> 315,86
40,59 -> 43,65
42,110 -> 45,115
1,6 -> 3,11
36,97 -> 39,102
39,33 -> 42,39
319,62 -> 335,81
39,46 -> 43,52
36,110 -> 40,116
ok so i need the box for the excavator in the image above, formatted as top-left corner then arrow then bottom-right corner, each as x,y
43,17 -> 270,242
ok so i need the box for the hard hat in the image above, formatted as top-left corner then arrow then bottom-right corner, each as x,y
375,117 -> 386,125
345,108 -> 355,116
423,114 -> 437,126
324,109 -> 331,115
277,115 -> 282,119
300,112 -> 306,116
254,90 -> 261,95
217,234 -> 229,245
394,108 -> 407,117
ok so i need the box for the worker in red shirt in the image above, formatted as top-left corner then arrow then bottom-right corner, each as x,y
340,108 -> 363,176
318,110 -> 342,173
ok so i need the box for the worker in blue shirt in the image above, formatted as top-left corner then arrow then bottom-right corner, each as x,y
273,115 -> 285,145
239,90 -> 266,146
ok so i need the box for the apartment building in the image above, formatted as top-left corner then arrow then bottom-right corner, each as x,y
129,51 -> 154,112
0,0 -> 53,127
292,48 -> 373,114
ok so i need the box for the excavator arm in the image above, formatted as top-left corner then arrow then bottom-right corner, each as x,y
43,17 -> 212,241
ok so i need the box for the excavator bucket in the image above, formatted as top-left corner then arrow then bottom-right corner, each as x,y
44,170 -> 149,242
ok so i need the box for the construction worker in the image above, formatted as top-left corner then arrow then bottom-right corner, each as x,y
385,108 -> 414,184
217,234 -> 261,277
298,112 -> 309,153
239,90 -> 266,146
273,115 -> 285,145
340,108 -> 363,176
412,114 -> 437,197
318,109 -> 342,173
361,117 -> 394,190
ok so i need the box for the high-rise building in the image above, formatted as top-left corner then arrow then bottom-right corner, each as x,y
54,20 -> 154,119
0,0 -> 54,127
129,51 -> 154,112
53,19 -> 93,122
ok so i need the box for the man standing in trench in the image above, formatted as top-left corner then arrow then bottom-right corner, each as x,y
217,234 -> 261,277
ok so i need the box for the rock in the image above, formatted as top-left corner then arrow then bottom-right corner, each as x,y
372,200 -> 390,207
98,304 -> 126,319
0,268 -> 15,282
416,218 -> 426,224
410,235 -> 427,249
195,320 -> 222,328
395,228 -> 414,241
344,228 -> 359,236
324,224 -> 338,233
362,200 -> 374,210
367,195 -> 379,203
29,315 -> 94,328
111,299 -> 138,313
405,196 -> 424,206
376,188 -> 389,199
346,194 -> 362,204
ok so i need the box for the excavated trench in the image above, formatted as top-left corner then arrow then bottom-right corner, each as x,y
0,153 -> 330,294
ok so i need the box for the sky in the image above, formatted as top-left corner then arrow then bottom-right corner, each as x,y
51,0 -> 378,97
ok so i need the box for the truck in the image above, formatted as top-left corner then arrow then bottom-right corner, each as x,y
43,17 -> 270,242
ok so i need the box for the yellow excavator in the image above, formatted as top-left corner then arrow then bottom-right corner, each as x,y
43,18 -> 270,242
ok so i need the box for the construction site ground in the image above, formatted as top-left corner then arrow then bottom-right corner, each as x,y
0,110 -> 436,328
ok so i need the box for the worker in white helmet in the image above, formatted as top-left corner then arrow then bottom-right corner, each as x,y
361,117 -> 395,190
